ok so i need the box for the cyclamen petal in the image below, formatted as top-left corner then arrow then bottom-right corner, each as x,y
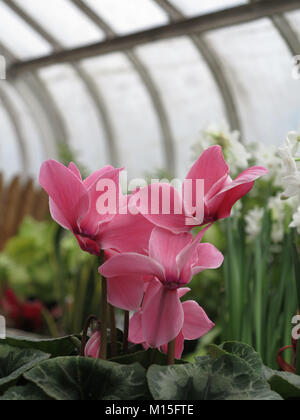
182,301 -> 215,340
85,331 -> 101,359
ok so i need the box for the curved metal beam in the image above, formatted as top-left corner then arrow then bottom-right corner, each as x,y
69,0 -> 176,175
0,42 -> 68,154
249,0 -> 300,56
0,43 -> 65,158
154,0 -> 241,133
0,84 -> 29,174
3,0 -> 119,166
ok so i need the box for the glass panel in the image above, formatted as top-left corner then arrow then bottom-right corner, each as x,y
0,2 -> 51,59
39,64 -> 112,172
0,81 -> 46,179
14,0 -> 104,48
0,97 -> 22,181
84,0 -> 168,35
83,52 -> 165,179
168,0 -> 248,17
137,36 -> 226,178
205,18 -> 300,147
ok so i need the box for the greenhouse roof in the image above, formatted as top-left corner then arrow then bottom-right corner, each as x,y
1,0 -> 300,180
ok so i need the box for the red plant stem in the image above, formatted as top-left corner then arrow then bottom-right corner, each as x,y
123,310 -> 130,354
168,339 -> 176,365
109,304 -> 118,357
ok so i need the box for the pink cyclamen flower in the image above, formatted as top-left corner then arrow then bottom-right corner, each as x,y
85,331 -> 101,359
134,145 -> 268,233
129,285 -> 214,359
39,160 -> 154,255
100,227 -> 223,347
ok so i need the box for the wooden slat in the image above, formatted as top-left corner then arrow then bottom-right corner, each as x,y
0,175 -> 50,250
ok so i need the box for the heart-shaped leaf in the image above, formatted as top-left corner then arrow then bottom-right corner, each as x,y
210,341 -> 263,376
0,383 -> 52,400
147,354 -> 282,400
110,349 -> 186,369
0,344 -> 50,392
2,335 -> 81,358
263,366 -> 300,400
24,356 -> 146,400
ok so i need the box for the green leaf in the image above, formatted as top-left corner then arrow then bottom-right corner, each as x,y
110,348 -> 186,369
2,335 -> 81,358
213,341 -> 263,376
263,366 -> 300,400
0,384 -> 52,400
147,354 -> 282,400
24,356 -> 146,400
0,344 -> 50,392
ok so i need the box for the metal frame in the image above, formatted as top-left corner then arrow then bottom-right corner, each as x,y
153,0 -> 242,133
70,0 -> 176,176
8,0 -> 300,74
1,0 -> 299,176
3,0 -> 120,166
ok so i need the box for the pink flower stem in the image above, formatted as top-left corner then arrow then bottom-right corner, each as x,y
109,304 -> 118,357
123,310 -> 130,354
80,315 -> 98,357
167,339 -> 176,365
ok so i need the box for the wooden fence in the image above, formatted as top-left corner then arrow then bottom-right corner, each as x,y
0,174 -> 50,250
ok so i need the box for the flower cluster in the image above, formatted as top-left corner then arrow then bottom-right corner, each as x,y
278,132 -> 300,234
40,146 -> 267,359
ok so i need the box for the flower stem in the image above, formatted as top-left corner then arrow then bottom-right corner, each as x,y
167,339 -> 176,365
109,304 -> 118,357
99,276 -> 108,360
123,310 -> 130,354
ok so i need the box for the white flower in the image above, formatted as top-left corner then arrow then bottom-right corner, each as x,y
290,206 -> 300,234
192,122 -> 251,175
278,131 -> 300,199
245,207 -> 264,242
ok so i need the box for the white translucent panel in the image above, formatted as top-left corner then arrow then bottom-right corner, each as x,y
14,0 -> 104,48
84,0 -> 168,35
205,19 -> 300,147
0,82 -> 45,179
286,10 -> 300,44
169,0 -> 248,17
83,53 -> 164,179
0,100 -> 22,181
0,2 -> 51,59
137,37 -> 225,178
39,64 -> 110,172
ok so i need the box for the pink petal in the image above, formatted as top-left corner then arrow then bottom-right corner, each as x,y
106,275 -> 145,311
80,168 -> 122,232
185,146 -> 229,196
85,331 -> 100,359
130,183 -> 189,234
149,228 -> 193,282
181,243 -> 224,283
178,288 -> 191,299
182,301 -> 215,340
99,253 -> 165,282
142,281 -> 184,348
99,212 -> 155,254
129,310 -> 145,344
83,165 -> 115,189
208,166 -> 268,220
68,162 -> 82,180
161,331 -> 185,360
75,234 -> 100,256
40,160 -> 89,231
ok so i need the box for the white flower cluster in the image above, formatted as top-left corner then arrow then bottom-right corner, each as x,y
192,125 -> 300,248
278,132 -> 300,234
191,122 -> 251,176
